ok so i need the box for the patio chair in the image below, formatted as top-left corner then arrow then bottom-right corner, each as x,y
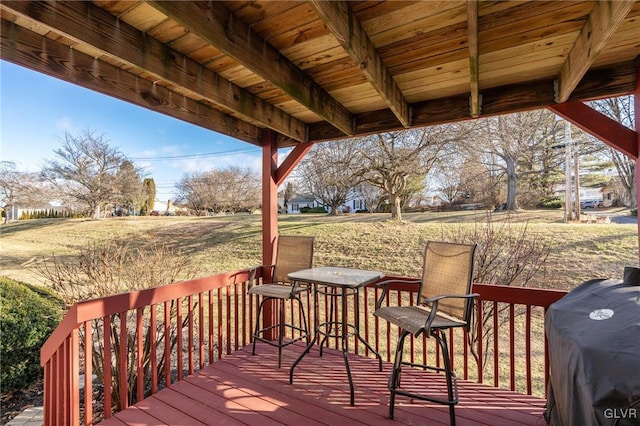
248,235 -> 314,368
374,241 -> 477,425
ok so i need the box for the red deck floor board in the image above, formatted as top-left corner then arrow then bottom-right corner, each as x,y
99,343 -> 547,426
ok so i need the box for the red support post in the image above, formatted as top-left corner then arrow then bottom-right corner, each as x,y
262,130 -> 278,339
262,130 -> 278,267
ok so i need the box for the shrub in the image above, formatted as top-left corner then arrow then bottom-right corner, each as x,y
439,215 -> 551,372
0,277 -> 64,394
539,197 -> 563,209
35,242 -> 199,410
631,208 -> 637,217
300,206 -> 328,214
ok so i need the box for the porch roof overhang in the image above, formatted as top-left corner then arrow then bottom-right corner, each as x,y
1,1 -> 638,151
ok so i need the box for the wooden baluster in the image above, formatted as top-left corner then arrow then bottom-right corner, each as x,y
83,322 -> 93,425
150,304 -> 158,394
509,304 -> 516,391
188,295 -> 194,375
119,311 -> 127,410
176,300 -> 183,381
199,292 -> 205,369
103,317 -> 112,418
136,308 -> 144,402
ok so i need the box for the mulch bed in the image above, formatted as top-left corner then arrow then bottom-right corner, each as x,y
1,380 -> 44,425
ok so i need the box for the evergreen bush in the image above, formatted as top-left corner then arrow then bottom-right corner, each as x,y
539,197 -> 563,209
300,206 -> 328,213
0,277 -> 64,393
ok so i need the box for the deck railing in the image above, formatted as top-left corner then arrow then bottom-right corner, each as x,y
40,267 -> 567,425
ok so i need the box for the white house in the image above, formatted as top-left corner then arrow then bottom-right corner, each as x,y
3,203 -> 66,221
284,193 -> 370,214
286,195 -> 320,214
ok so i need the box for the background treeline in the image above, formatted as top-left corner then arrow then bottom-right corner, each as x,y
1,97 -> 635,221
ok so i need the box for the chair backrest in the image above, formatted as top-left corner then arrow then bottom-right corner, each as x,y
272,235 -> 315,284
419,241 -> 476,324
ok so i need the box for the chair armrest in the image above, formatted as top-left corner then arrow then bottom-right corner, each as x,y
248,264 -> 276,287
422,293 -> 479,335
375,278 -> 421,309
422,293 -> 479,304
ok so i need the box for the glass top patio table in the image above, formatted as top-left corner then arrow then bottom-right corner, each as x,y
288,266 -> 384,406
287,266 -> 383,288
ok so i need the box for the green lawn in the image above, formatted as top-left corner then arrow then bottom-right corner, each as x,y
1,209 -> 637,291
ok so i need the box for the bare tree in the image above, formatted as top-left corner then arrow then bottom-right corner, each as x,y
175,166 -> 260,215
40,130 -> 131,219
432,162 -> 464,204
0,161 -> 52,221
35,240 -> 198,411
356,126 -> 466,220
296,141 -> 361,215
175,172 -> 211,216
457,158 -> 505,208
590,96 -> 636,208
469,111 -> 560,211
1,161 -> 26,221
210,166 -> 260,213
441,216 -> 550,373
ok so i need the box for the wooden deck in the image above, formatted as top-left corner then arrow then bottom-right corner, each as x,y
99,343 -> 547,426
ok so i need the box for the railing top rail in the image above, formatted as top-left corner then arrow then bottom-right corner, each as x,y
473,283 -> 567,306
40,267 -> 259,366
367,276 -> 567,307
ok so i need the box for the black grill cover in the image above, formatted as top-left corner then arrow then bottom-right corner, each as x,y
544,267 -> 640,426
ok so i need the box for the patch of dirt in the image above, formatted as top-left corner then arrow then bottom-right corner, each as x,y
0,380 -> 43,425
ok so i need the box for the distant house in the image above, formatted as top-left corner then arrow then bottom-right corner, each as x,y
285,193 -> 370,214
286,195 -> 319,214
430,195 -> 447,207
601,177 -> 629,207
413,195 -> 447,208
553,184 -> 604,204
347,198 -> 366,212
4,203 -> 66,221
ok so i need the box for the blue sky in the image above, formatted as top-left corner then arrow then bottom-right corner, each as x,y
0,61 -> 264,203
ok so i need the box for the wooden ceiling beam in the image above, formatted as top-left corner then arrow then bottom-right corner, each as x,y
309,0 -> 410,127
549,101 -> 638,159
555,0 -> 634,103
467,0 -> 480,117
304,61 -> 636,144
0,19 -> 262,146
0,1 -> 307,143
149,1 -> 355,137
275,143 -> 314,187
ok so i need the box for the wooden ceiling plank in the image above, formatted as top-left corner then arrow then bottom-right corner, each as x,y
305,61 -> 636,144
479,1 -> 586,37
556,0 -> 635,103
0,1 -> 307,142
467,0 -> 480,117
149,1 -> 354,136
0,19 -> 261,145
309,0 -> 410,127
363,1 -> 466,44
